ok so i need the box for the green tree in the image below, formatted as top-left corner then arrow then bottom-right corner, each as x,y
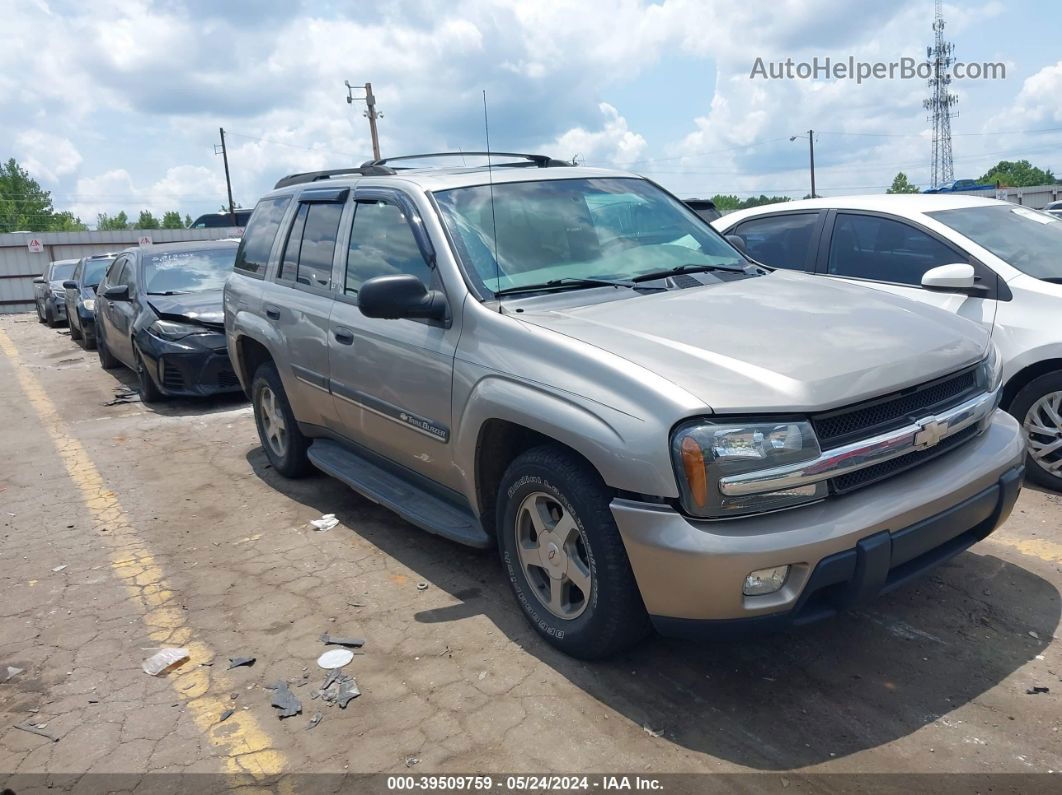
0,157 -> 87,232
161,210 -> 184,229
887,172 -> 921,193
135,210 -> 160,229
709,194 -> 791,212
184,213 -> 193,228
97,211 -> 130,230
979,159 -> 1057,188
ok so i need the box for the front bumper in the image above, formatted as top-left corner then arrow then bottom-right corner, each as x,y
612,410 -> 1025,630
47,296 -> 67,319
139,333 -> 242,397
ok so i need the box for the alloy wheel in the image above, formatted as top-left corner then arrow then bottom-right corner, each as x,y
1024,390 -> 1062,478
514,491 -> 592,620
259,386 -> 288,458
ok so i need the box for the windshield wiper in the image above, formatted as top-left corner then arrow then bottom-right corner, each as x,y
631,262 -> 746,283
494,276 -> 643,297
147,290 -> 191,295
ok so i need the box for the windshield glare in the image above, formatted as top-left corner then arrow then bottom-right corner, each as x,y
433,177 -> 746,295
51,263 -> 76,281
144,248 -> 236,294
927,205 -> 1062,281
84,259 -> 110,286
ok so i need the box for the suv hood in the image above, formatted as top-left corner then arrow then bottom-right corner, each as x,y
147,289 -> 224,327
516,270 -> 989,413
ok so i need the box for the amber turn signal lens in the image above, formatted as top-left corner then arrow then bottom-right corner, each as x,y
680,436 -> 708,508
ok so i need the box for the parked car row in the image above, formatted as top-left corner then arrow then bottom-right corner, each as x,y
33,154 -> 1046,659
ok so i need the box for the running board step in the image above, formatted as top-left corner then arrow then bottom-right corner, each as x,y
308,439 -> 492,549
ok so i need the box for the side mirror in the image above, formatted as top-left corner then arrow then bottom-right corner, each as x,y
358,274 -> 447,321
102,284 -> 131,302
33,277 -> 45,284
62,280 -> 78,290
921,263 -> 987,296
726,234 -> 749,256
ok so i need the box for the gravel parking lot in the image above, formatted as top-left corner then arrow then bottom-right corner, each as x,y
1,314 -> 1060,782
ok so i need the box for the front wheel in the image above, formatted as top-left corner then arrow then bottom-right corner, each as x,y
97,330 -> 120,370
496,445 -> 651,659
252,361 -> 311,478
134,347 -> 165,403
45,305 -> 58,328
69,315 -> 82,341
1010,372 -> 1062,490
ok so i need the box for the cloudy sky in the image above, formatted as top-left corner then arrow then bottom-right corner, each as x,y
3,0 -> 1060,226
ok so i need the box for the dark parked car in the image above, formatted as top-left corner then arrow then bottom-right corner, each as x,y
189,210 -> 252,229
94,241 -> 242,402
33,258 -> 78,327
63,253 -> 116,350
683,198 -> 721,222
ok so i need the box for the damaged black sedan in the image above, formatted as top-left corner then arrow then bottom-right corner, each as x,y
94,240 -> 242,402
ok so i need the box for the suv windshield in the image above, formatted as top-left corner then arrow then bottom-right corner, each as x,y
144,247 -> 236,294
433,177 -> 747,295
51,263 -> 76,281
83,259 -> 111,287
927,204 -> 1062,281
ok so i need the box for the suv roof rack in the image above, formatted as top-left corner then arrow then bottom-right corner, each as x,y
361,152 -> 572,169
274,166 -> 397,190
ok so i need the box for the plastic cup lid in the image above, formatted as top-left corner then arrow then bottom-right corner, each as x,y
317,648 -> 355,669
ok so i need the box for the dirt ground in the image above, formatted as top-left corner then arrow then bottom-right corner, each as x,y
1,313 -> 1060,786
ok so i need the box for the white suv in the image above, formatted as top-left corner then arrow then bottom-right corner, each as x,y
714,195 -> 1062,490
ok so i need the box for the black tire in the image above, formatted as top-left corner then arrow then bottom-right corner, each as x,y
78,327 -> 96,351
36,300 -> 45,323
134,346 -> 166,403
1009,371 -> 1062,491
496,445 -> 651,659
45,305 -> 58,328
69,314 -> 82,341
251,361 -> 311,478
97,331 -> 120,370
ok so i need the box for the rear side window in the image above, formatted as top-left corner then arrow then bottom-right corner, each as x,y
278,202 -> 343,288
235,197 -> 290,275
733,213 -> 819,271
827,213 -> 958,285
345,200 -> 432,296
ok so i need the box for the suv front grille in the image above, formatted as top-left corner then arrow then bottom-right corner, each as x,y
813,366 -> 979,449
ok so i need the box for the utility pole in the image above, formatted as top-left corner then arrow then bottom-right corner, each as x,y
346,81 -> 383,161
214,128 -> 237,224
790,130 -> 816,198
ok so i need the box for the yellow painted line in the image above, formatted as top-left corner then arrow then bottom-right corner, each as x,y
0,328 -> 286,778
990,533 -> 1062,564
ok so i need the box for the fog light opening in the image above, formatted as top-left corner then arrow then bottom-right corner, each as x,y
743,565 -> 790,596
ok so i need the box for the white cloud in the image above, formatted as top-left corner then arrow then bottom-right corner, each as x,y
14,131 -> 82,182
553,103 -> 647,168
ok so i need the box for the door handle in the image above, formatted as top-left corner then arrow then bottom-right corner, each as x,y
333,327 -> 355,345
264,304 -> 281,320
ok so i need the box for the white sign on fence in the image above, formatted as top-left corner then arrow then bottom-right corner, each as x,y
138,235 -> 153,246
26,238 -> 43,253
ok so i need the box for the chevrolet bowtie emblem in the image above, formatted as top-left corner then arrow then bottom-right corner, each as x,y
913,418 -> 947,450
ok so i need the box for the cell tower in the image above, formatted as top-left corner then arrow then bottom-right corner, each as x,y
923,0 -> 957,188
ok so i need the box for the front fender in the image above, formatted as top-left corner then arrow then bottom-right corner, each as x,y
228,310 -> 286,391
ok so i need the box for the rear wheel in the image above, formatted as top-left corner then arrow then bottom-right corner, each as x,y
97,330 -> 120,369
1010,372 -> 1062,491
496,445 -> 651,659
134,346 -> 165,403
252,361 -> 311,477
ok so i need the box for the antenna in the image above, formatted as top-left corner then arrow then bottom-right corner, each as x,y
483,90 -> 501,294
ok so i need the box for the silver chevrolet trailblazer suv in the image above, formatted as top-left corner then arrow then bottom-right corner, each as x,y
224,153 -> 1025,659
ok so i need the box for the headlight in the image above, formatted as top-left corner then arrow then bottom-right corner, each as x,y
149,319 -> 209,341
977,344 -> 1002,393
82,298 -> 95,311
671,419 -> 826,518
51,287 -> 65,299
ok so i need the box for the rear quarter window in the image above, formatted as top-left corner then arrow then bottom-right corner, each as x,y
235,197 -> 291,276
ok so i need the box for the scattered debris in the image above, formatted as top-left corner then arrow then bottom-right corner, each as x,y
14,723 -> 58,742
318,649 -> 355,669
4,666 -> 23,682
642,725 -> 664,738
219,708 -> 235,723
314,671 -> 361,708
417,582 -> 429,591
104,387 -> 140,407
1029,631 -> 1041,640
310,513 -> 339,532
306,712 -> 323,731
51,565 -> 67,572
268,682 -> 302,719
142,648 -> 190,676
320,633 -> 365,648
1026,686 -> 1050,695
227,656 -> 256,670
405,755 -> 420,768
335,678 -> 360,708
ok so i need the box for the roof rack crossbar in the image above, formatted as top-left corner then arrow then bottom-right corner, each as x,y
360,152 -> 571,169
273,166 -> 396,190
